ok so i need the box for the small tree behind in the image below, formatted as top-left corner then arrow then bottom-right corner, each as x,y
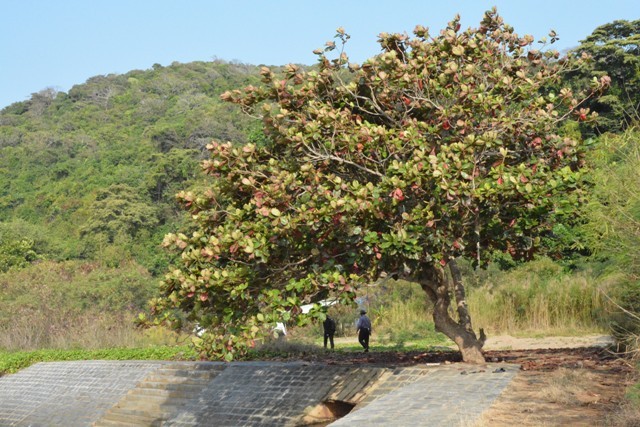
150,9 -> 607,363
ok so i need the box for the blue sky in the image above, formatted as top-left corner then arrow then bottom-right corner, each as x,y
1,0 -> 638,109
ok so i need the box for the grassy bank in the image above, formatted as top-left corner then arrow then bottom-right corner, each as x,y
0,345 -> 197,375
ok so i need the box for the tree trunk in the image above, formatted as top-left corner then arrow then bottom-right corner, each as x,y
417,260 -> 486,364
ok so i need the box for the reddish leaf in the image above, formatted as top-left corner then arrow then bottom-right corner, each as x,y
391,188 -> 405,201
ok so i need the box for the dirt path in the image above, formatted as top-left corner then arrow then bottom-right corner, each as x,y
333,333 -> 615,351
482,334 -> 615,351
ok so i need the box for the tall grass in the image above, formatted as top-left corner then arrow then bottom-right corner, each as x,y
0,310 -> 179,351
0,259 -> 179,351
352,258 -> 608,343
467,258 -> 608,335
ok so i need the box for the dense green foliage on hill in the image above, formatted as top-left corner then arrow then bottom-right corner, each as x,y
0,60 -> 264,274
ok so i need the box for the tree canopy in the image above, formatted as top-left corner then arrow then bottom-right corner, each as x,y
151,9 -> 607,362
569,19 -> 640,134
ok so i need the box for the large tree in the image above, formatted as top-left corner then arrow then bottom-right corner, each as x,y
150,9 -> 607,363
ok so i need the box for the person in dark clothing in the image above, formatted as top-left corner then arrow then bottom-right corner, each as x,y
323,316 -> 336,349
356,309 -> 371,352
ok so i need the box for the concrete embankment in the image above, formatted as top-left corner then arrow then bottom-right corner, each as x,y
0,359 -> 519,426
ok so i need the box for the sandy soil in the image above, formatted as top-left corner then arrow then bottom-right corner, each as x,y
482,334 -> 616,351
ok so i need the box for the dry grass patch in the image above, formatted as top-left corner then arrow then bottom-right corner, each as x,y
540,367 -> 601,406
605,401 -> 640,427
478,367 -> 633,426
0,309 -> 183,351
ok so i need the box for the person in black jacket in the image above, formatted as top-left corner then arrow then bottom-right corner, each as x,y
323,316 -> 336,350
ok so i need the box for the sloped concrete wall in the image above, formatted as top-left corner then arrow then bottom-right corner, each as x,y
163,362 -> 385,426
0,360 -> 519,426
0,360 -> 166,426
0,361 -> 385,427
332,365 -> 520,426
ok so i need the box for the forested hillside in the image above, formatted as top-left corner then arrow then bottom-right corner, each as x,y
0,59 -> 265,274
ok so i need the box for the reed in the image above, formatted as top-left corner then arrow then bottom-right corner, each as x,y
467,258 -> 608,335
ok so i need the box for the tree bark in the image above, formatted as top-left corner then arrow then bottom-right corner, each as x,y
417,260 -> 486,364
